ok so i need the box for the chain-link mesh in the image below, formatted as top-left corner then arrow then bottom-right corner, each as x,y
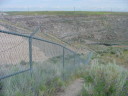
1,72 -> 32,96
0,32 -> 32,96
63,49 -> 75,80
0,30 -> 90,96
31,39 -> 64,95
0,32 -> 29,77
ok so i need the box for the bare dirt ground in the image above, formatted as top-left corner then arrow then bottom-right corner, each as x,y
0,28 -> 48,65
57,79 -> 84,96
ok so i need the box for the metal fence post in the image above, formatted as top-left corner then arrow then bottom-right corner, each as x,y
62,47 -> 65,80
29,36 -> 35,94
74,53 -> 76,74
29,37 -> 33,77
79,55 -> 80,65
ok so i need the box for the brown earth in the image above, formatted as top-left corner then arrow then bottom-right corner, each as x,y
0,31 -> 47,65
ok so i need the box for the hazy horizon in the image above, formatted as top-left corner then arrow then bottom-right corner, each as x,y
0,0 -> 128,12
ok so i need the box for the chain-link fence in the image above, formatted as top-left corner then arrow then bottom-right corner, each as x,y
0,29 -> 92,96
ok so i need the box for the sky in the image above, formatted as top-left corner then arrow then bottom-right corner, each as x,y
0,0 -> 128,12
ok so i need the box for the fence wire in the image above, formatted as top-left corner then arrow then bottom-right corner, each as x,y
0,30 -> 91,96
0,32 -> 30,78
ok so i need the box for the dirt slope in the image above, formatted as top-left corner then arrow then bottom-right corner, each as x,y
0,32 -> 47,65
1,14 -> 128,43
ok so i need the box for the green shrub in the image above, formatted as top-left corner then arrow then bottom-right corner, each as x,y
81,62 -> 128,96
1,61 -> 64,96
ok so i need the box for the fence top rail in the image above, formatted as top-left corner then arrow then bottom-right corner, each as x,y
0,30 -> 76,54
32,37 -> 76,54
0,30 -> 30,38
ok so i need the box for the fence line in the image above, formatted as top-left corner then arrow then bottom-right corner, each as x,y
0,29 -> 93,95
0,29 -> 93,78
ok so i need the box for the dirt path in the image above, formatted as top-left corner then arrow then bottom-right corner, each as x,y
57,79 -> 84,96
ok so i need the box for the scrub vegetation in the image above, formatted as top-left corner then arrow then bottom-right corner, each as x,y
78,61 -> 128,96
